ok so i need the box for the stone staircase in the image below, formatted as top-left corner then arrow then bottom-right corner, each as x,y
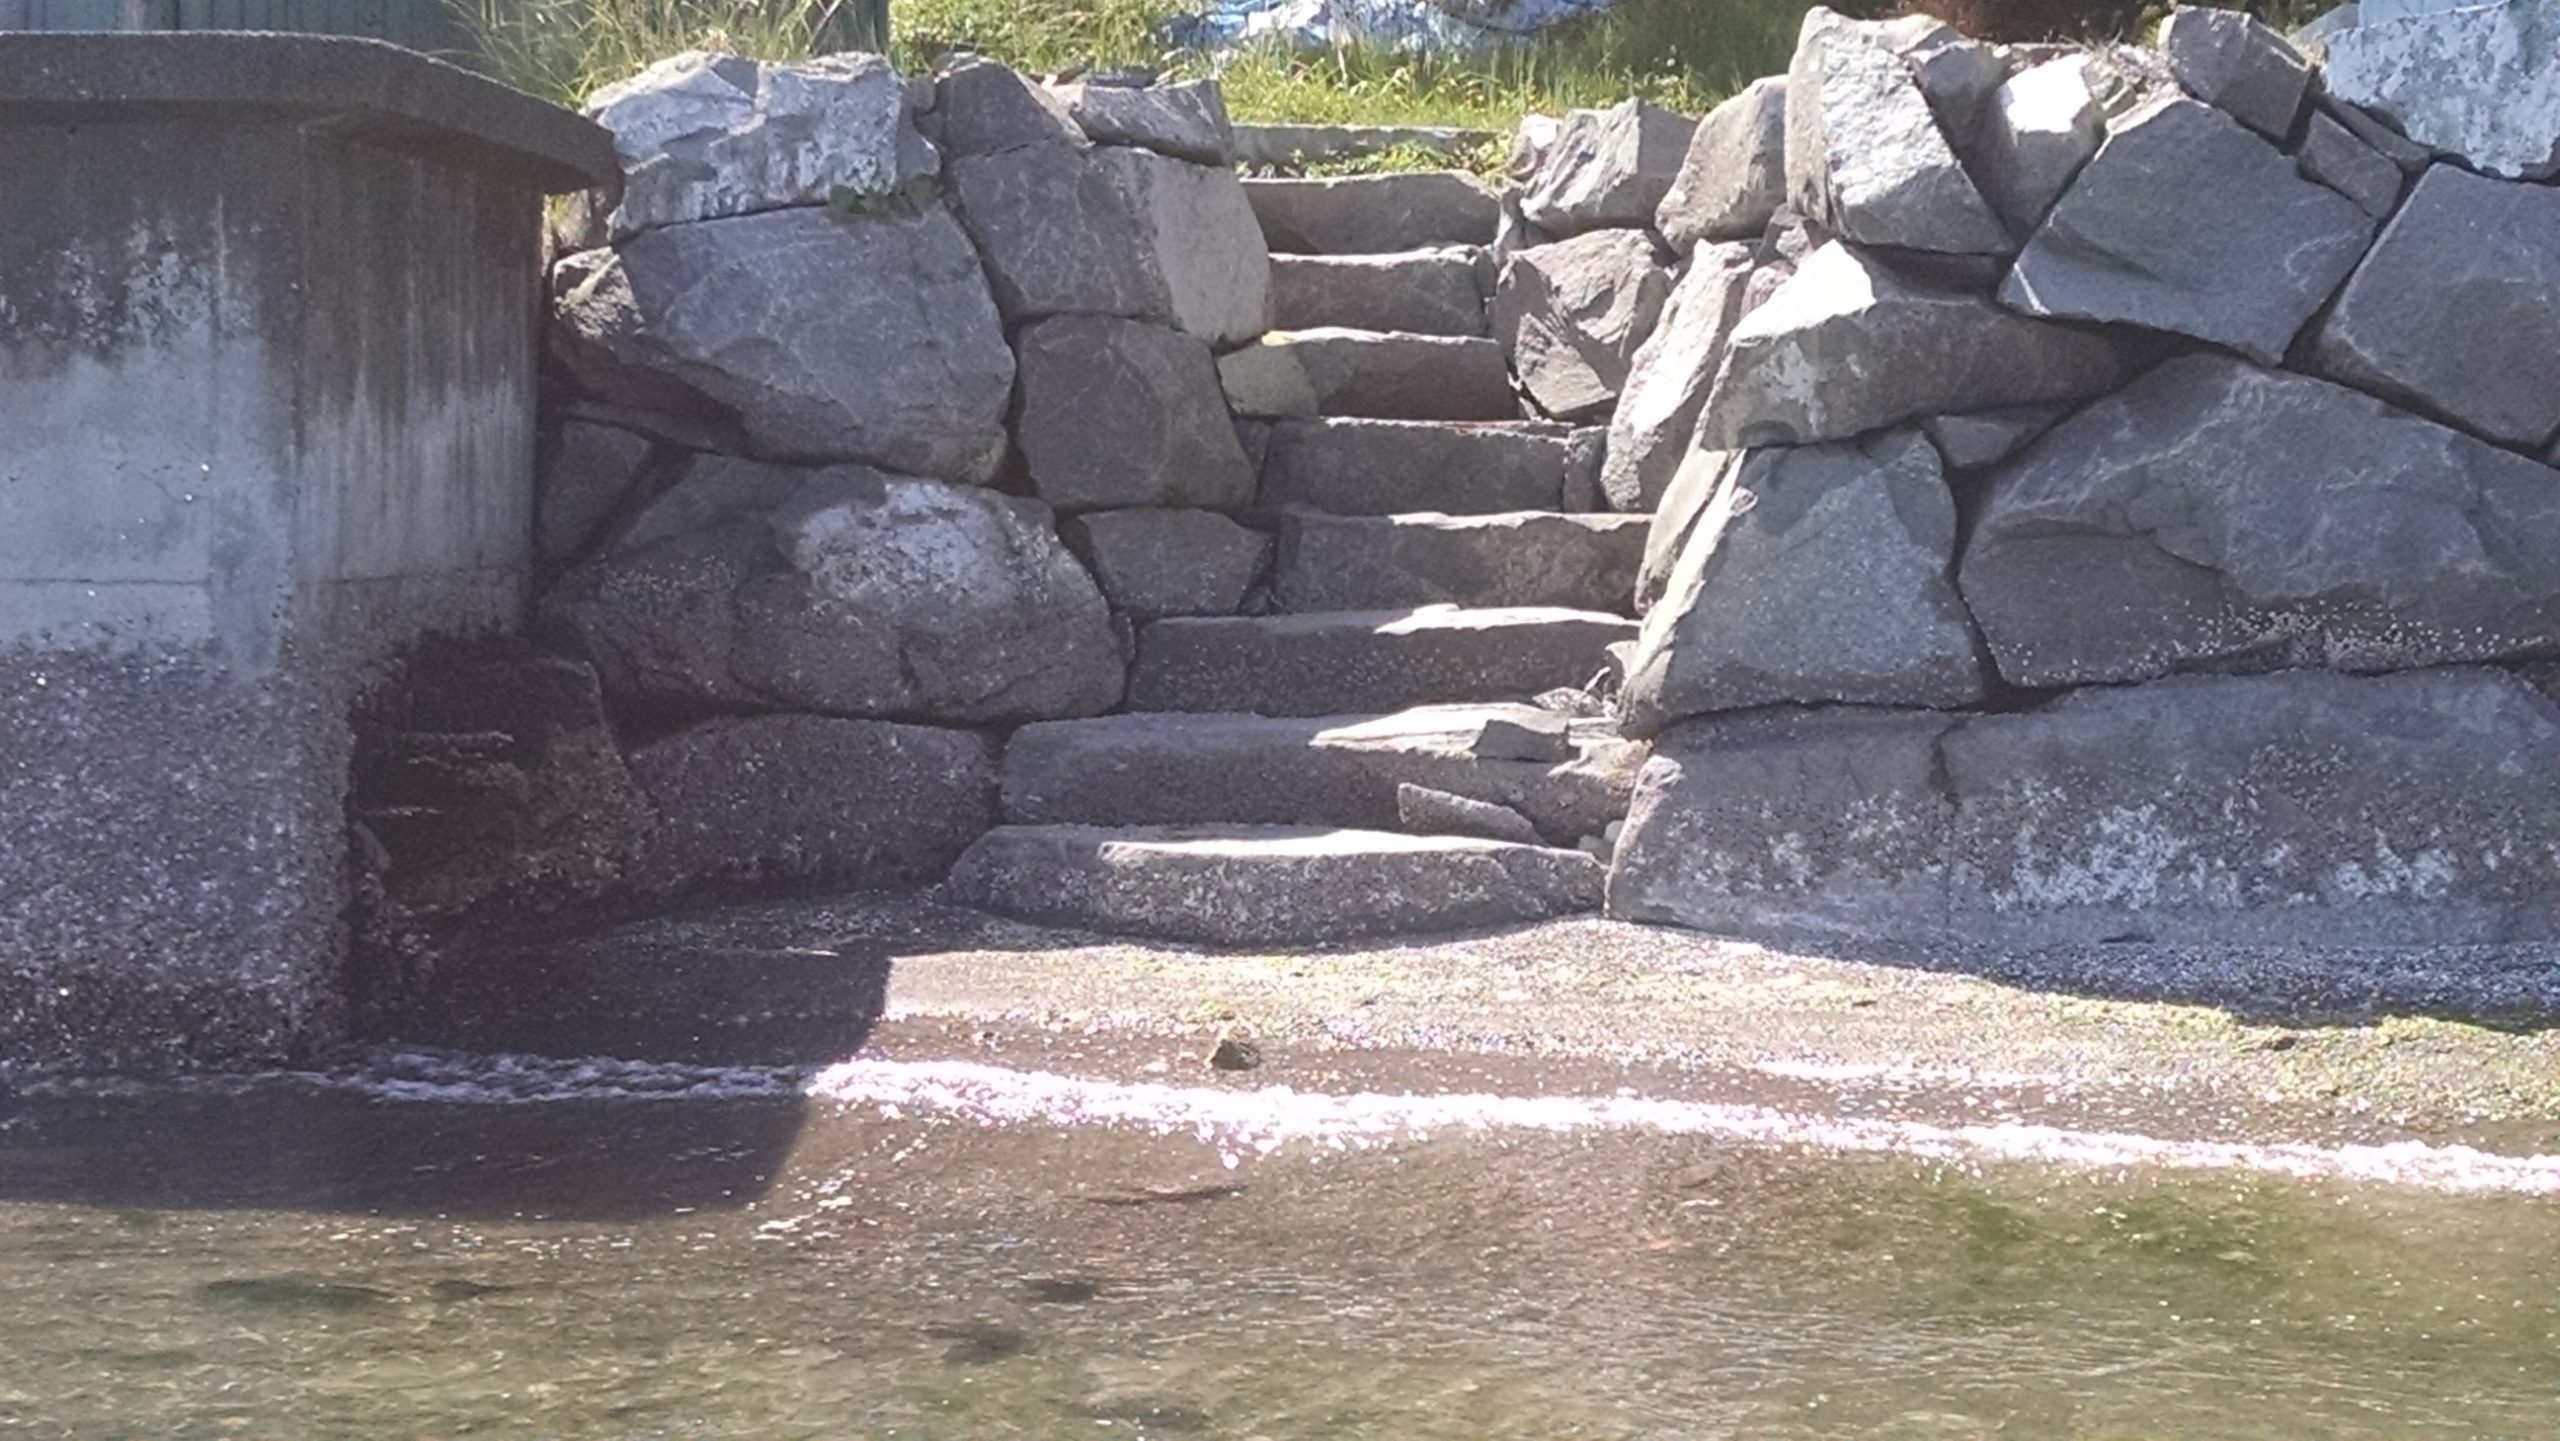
948,172 -> 1648,946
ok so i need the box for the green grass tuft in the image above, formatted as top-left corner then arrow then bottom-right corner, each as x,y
472,0 -> 1817,135
473,0 -> 895,107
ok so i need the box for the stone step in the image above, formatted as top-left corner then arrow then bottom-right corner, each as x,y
1127,605 -> 1635,715
1268,249 -> 1488,336
1246,172 -> 1502,254
944,824 -> 1604,946
1232,123 -> 1500,171
1271,509 -> 1649,614
1219,327 -> 1517,422
1253,417 -> 1589,515
1002,704 -> 1641,843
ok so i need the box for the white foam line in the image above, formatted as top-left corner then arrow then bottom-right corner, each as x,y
1749,1059 -> 2074,1089
807,1058 -> 2560,1198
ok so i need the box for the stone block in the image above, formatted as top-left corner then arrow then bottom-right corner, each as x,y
1656,76 -> 1788,252
1959,355 -> 2560,688
1698,240 -> 2131,450
947,824 -> 1604,945
1014,315 -> 1259,512
1517,96 -> 1698,236
1999,97 -> 2375,364
1490,229 -> 1674,421
2308,165 -> 2560,447
629,714 -> 999,893
1620,430 -> 1988,734
1060,508 -> 1270,620
545,458 -> 1125,723
551,205 -> 1016,483
2322,0 -> 2560,179
568,50 -> 928,246
2158,6 -> 2312,137
1247,171 -> 1502,253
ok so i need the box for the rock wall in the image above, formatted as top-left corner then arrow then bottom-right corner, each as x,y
1605,2 -> 2560,949
500,0 -> 2560,960
524,49 -> 1275,905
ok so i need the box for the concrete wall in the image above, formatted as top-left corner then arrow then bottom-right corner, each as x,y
0,35 -> 614,1069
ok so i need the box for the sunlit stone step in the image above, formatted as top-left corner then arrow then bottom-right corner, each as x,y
1270,509 -> 1648,614
1126,605 -> 1635,716
1219,327 -> 1517,422
1245,171 -> 1501,254
1268,248 -> 1488,337
1000,704 -> 1639,842
1252,417 -> 1586,515
944,824 -> 1604,945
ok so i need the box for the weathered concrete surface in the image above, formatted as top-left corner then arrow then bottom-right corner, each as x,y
1620,430 -> 1987,733
1127,607 -> 1636,715
1256,419 -> 1575,515
567,50 -> 926,246
627,714 -> 999,894
1610,668 -> 2560,949
1959,355 -> 2560,688
1000,704 -> 1639,843
2320,0 -> 2560,180
1999,97 -> 2374,365
418,889 -> 2560,1161
1696,241 -> 2132,450
2308,165 -> 2560,448
545,458 -> 1124,723
1246,171 -> 1501,253
946,824 -> 1604,945
1270,510 -> 1648,614
550,205 -> 1015,483
0,35 -> 613,1069
1267,249 -> 1487,337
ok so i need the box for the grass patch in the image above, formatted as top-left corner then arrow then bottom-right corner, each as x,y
474,0 -> 1814,134
473,0 -> 893,105
910,0 -> 1814,130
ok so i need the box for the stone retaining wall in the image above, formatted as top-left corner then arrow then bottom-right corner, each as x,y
520,2 -> 2560,956
525,52 -> 1277,899
1599,2 -> 2560,948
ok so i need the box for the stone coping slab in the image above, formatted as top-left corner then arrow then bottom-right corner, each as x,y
0,32 -> 618,193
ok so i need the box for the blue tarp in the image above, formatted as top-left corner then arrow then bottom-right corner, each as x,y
1170,0 -> 1624,51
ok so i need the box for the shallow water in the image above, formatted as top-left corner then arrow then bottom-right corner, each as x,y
1,1051 -> 2554,1440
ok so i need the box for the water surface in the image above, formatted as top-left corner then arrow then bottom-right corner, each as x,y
1,1051 -> 2553,1439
